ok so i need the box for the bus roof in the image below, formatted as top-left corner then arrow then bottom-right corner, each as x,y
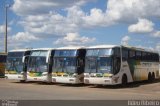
87,45 -> 159,54
31,48 -> 55,51
9,49 -> 32,52
87,45 -> 119,49
122,45 -> 159,54
56,46 -> 85,50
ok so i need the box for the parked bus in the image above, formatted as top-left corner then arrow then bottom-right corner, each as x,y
84,45 -> 159,85
5,49 -> 31,82
27,48 -> 54,82
0,53 -> 7,78
52,46 -> 86,84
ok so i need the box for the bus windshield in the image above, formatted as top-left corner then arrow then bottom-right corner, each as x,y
6,52 -> 24,73
85,57 -> 112,73
27,56 -> 47,72
27,50 -> 48,72
53,57 -> 76,74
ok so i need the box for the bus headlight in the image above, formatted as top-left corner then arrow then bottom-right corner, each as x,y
84,75 -> 89,78
20,72 -> 24,75
52,74 -> 57,77
70,73 -> 77,78
42,73 -> 47,76
72,74 -> 77,78
69,79 -> 75,81
104,80 -> 110,82
108,76 -> 112,78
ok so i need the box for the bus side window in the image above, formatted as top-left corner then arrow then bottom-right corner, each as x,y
113,48 -> 121,75
136,51 -> 141,60
122,48 -> 128,61
155,54 -> 159,62
113,47 -> 121,57
129,50 -> 135,59
142,52 -> 147,61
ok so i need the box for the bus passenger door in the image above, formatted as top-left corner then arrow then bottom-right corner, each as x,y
113,48 -> 121,75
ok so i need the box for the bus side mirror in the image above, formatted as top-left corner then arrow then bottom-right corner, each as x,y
22,56 -> 29,64
22,56 -> 26,63
47,56 -> 52,64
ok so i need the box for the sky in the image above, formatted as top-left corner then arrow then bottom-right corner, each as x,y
0,0 -> 160,53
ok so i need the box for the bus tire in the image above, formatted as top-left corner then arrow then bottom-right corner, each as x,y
151,72 -> 155,81
148,72 -> 152,82
20,80 -> 26,83
122,74 -> 128,86
5,76 -> 8,79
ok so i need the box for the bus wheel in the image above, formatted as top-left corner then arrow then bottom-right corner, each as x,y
122,74 -> 128,86
151,72 -> 155,81
5,76 -> 8,79
148,72 -> 152,82
20,80 -> 26,83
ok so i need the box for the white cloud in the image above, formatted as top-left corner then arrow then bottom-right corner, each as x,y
107,0 -> 160,23
19,11 -> 81,36
83,8 -> 116,27
121,36 -> 130,45
9,32 -> 39,43
136,45 -> 155,52
13,0 -> 160,37
153,31 -> 160,38
12,0 -> 92,16
89,0 -> 160,25
84,0 -> 160,27
54,32 -> 95,46
128,18 -> 154,33
10,0 -> 160,48
12,0 -> 160,24
0,32 -> 38,51
0,25 -> 11,33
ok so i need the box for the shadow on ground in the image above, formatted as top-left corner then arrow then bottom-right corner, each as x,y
9,79 -> 160,89
89,79 -> 160,89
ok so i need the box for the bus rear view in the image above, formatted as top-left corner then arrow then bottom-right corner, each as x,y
52,47 -> 86,84
5,49 -> 31,82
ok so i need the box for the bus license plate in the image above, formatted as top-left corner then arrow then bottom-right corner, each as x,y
52,78 -> 56,82
85,79 -> 89,84
18,76 -> 21,78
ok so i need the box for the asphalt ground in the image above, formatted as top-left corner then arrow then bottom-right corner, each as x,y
0,78 -> 160,100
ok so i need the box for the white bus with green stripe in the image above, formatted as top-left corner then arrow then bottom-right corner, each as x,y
52,46 -> 86,84
84,45 -> 159,85
27,48 -> 55,82
5,49 -> 31,82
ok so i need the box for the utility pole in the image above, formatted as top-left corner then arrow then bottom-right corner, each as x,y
4,5 -> 9,53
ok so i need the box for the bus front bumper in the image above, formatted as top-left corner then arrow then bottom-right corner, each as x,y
52,77 -> 81,84
5,74 -> 25,80
84,77 -> 113,85
27,76 -> 48,82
